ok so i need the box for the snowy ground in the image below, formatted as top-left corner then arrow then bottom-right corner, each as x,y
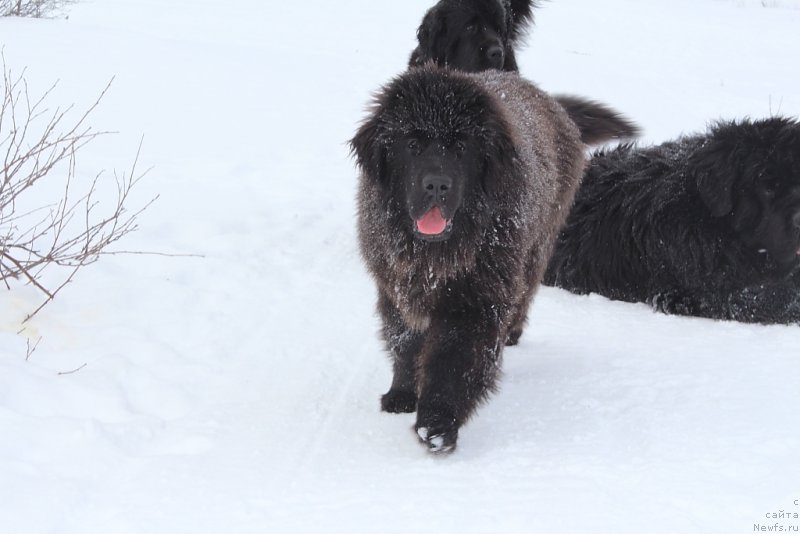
1,1 -> 799,532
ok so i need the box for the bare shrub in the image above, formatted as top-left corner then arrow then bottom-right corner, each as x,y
0,0 -> 76,18
1,56 -> 155,321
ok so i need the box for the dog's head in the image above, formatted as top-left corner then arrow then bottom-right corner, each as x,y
350,67 -> 518,243
409,0 -> 534,72
691,117 -> 800,273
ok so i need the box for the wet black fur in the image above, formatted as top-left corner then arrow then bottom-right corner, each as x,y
351,67 -> 584,453
408,0 -> 639,144
544,117 -> 800,324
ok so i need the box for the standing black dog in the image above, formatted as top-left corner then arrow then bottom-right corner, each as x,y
544,117 -> 800,324
351,66 -> 585,453
409,0 -> 640,145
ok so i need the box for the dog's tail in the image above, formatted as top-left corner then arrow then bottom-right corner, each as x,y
556,95 -> 641,146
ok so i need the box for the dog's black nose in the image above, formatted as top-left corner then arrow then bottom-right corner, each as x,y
486,45 -> 504,64
423,174 -> 452,197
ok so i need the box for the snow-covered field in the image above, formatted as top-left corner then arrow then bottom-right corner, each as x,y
1,1 -> 799,532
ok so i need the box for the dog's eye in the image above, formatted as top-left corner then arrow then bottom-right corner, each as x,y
465,23 -> 476,32
454,141 -> 467,155
406,139 -> 423,156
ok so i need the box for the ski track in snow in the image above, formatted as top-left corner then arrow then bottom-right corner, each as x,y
1,0 -> 799,532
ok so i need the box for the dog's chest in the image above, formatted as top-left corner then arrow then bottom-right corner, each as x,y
385,267 -> 445,332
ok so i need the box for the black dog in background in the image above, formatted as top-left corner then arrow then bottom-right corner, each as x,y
409,0 -> 535,72
544,117 -> 800,324
409,0 -> 639,145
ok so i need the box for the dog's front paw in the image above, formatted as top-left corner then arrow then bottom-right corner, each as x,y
381,389 -> 417,413
651,291 -> 696,315
415,405 -> 458,454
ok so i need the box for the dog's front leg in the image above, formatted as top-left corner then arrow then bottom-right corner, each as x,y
377,291 -> 424,414
414,302 -> 505,454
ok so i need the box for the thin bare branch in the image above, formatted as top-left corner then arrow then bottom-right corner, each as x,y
1,0 -> 77,18
25,335 -> 41,361
56,362 -> 87,376
0,57 -> 158,321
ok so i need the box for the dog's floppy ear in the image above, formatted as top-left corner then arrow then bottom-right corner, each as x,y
503,1 -> 537,70
507,0 -> 536,43
350,114 -> 386,183
691,137 -> 738,218
414,7 -> 447,65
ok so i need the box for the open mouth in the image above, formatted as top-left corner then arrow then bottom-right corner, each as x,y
414,206 -> 453,241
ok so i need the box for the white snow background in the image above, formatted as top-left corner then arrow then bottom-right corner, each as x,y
1,0 -> 799,532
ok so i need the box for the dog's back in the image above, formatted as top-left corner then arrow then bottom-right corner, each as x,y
544,118 -> 800,324
543,138 -> 708,303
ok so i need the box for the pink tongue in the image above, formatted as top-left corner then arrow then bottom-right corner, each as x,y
416,207 -> 448,235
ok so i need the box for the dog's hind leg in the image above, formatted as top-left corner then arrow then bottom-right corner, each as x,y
506,306 -> 527,346
505,281 -> 540,345
377,292 -> 422,414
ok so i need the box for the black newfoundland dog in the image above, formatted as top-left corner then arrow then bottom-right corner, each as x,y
409,0 -> 639,145
544,117 -> 800,324
409,0 -> 535,72
351,66 -> 585,453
